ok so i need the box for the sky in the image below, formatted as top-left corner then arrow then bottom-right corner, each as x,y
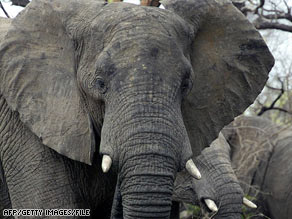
0,0 -> 23,17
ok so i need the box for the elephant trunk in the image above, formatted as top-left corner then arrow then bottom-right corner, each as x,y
196,136 -> 243,218
120,152 -> 175,218
117,121 -> 179,218
210,165 -> 242,218
101,102 -> 186,218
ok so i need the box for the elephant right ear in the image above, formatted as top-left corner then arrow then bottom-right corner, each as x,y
163,0 -> 274,156
0,0 -> 104,165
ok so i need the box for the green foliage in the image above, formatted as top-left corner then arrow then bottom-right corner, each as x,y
184,203 -> 216,218
242,195 -> 259,219
186,204 -> 201,218
183,195 -> 261,219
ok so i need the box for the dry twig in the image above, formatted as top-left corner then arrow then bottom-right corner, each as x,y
0,1 -> 10,18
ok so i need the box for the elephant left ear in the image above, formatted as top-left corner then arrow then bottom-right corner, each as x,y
163,0 -> 274,156
0,0 -> 103,165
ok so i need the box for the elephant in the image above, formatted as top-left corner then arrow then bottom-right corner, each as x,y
221,116 -> 292,219
0,0 -> 274,218
173,133 -> 246,218
173,132 -> 260,218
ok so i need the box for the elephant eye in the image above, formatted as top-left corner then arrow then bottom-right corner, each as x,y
181,71 -> 193,96
181,76 -> 193,97
94,76 -> 108,94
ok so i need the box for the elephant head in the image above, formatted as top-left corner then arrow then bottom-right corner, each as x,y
173,133 -> 256,218
0,0 -> 274,217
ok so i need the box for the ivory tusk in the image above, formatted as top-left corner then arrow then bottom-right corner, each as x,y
185,159 -> 201,179
243,197 -> 257,209
102,155 -> 112,173
204,199 -> 218,212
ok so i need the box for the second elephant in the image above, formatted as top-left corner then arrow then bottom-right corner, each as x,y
222,116 -> 292,219
177,116 -> 292,218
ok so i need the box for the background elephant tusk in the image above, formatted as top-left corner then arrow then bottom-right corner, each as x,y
243,197 -> 257,209
102,155 -> 112,173
204,199 -> 218,212
185,159 -> 201,179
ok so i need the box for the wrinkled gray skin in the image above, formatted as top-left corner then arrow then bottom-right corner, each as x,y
0,0 -> 273,218
222,116 -> 292,219
173,134 -> 244,218
0,162 -> 11,219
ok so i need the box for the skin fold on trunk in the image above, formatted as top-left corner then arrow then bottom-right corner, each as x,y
110,122 -> 180,218
120,153 -> 175,218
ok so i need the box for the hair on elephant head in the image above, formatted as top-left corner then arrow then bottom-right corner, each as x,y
0,0 -> 274,217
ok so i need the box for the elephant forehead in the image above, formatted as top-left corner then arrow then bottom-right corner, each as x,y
91,3 -> 192,49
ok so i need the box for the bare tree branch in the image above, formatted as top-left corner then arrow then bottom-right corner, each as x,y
262,13 -> 292,22
0,1 -> 10,18
254,20 -> 292,32
232,0 -> 292,33
266,84 -> 282,91
254,0 -> 265,14
257,79 -> 287,116
269,107 -> 292,114
10,0 -> 29,7
257,106 -> 292,115
269,79 -> 284,109
283,0 -> 291,15
140,0 -> 160,6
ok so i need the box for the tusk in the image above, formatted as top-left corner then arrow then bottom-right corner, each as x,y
204,199 -> 218,212
102,155 -> 112,173
243,197 -> 257,209
185,159 -> 201,179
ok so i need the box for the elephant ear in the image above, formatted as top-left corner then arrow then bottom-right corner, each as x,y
0,0 -> 104,164
163,0 -> 274,156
